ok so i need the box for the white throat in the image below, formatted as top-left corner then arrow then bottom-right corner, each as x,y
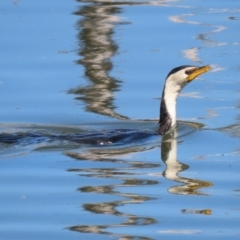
163,79 -> 185,127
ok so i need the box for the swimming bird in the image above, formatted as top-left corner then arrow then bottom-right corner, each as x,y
158,65 -> 211,135
0,65 -> 210,146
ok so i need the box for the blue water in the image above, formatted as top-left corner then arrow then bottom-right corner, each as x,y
1,0 -> 240,239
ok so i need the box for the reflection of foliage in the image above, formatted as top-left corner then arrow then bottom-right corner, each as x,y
67,154 -> 158,239
182,208 -> 212,215
70,3 -> 129,119
217,124 -> 240,139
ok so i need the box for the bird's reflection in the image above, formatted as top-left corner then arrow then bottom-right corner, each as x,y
161,129 -> 212,195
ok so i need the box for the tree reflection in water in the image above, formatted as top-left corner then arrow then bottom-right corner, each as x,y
69,1 -> 129,120
68,152 -> 158,239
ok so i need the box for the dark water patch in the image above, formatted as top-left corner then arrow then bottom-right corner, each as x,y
0,120 -> 202,157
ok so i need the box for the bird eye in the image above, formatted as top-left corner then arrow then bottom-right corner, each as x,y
185,69 -> 192,75
185,68 -> 198,75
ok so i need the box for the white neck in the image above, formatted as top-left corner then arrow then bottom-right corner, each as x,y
163,80 -> 183,127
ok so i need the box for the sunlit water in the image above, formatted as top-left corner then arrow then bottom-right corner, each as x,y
1,0 -> 240,239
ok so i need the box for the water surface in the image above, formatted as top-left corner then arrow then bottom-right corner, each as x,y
1,0 -> 240,239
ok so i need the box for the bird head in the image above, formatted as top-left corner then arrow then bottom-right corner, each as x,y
158,65 -> 211,135
165,65 -> 211,89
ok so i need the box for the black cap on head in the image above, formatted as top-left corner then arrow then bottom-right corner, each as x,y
165,65 -> 194,79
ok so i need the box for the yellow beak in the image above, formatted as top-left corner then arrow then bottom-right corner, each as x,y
186,65 -> 211,81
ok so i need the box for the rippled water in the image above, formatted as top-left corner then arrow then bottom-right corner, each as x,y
1,0 -> 240,239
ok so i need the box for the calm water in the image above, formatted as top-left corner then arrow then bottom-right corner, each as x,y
1,0 -> 240,239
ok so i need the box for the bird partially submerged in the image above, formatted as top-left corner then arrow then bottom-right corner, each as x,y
0,65 -> 211,146
158,65 -> 211,135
